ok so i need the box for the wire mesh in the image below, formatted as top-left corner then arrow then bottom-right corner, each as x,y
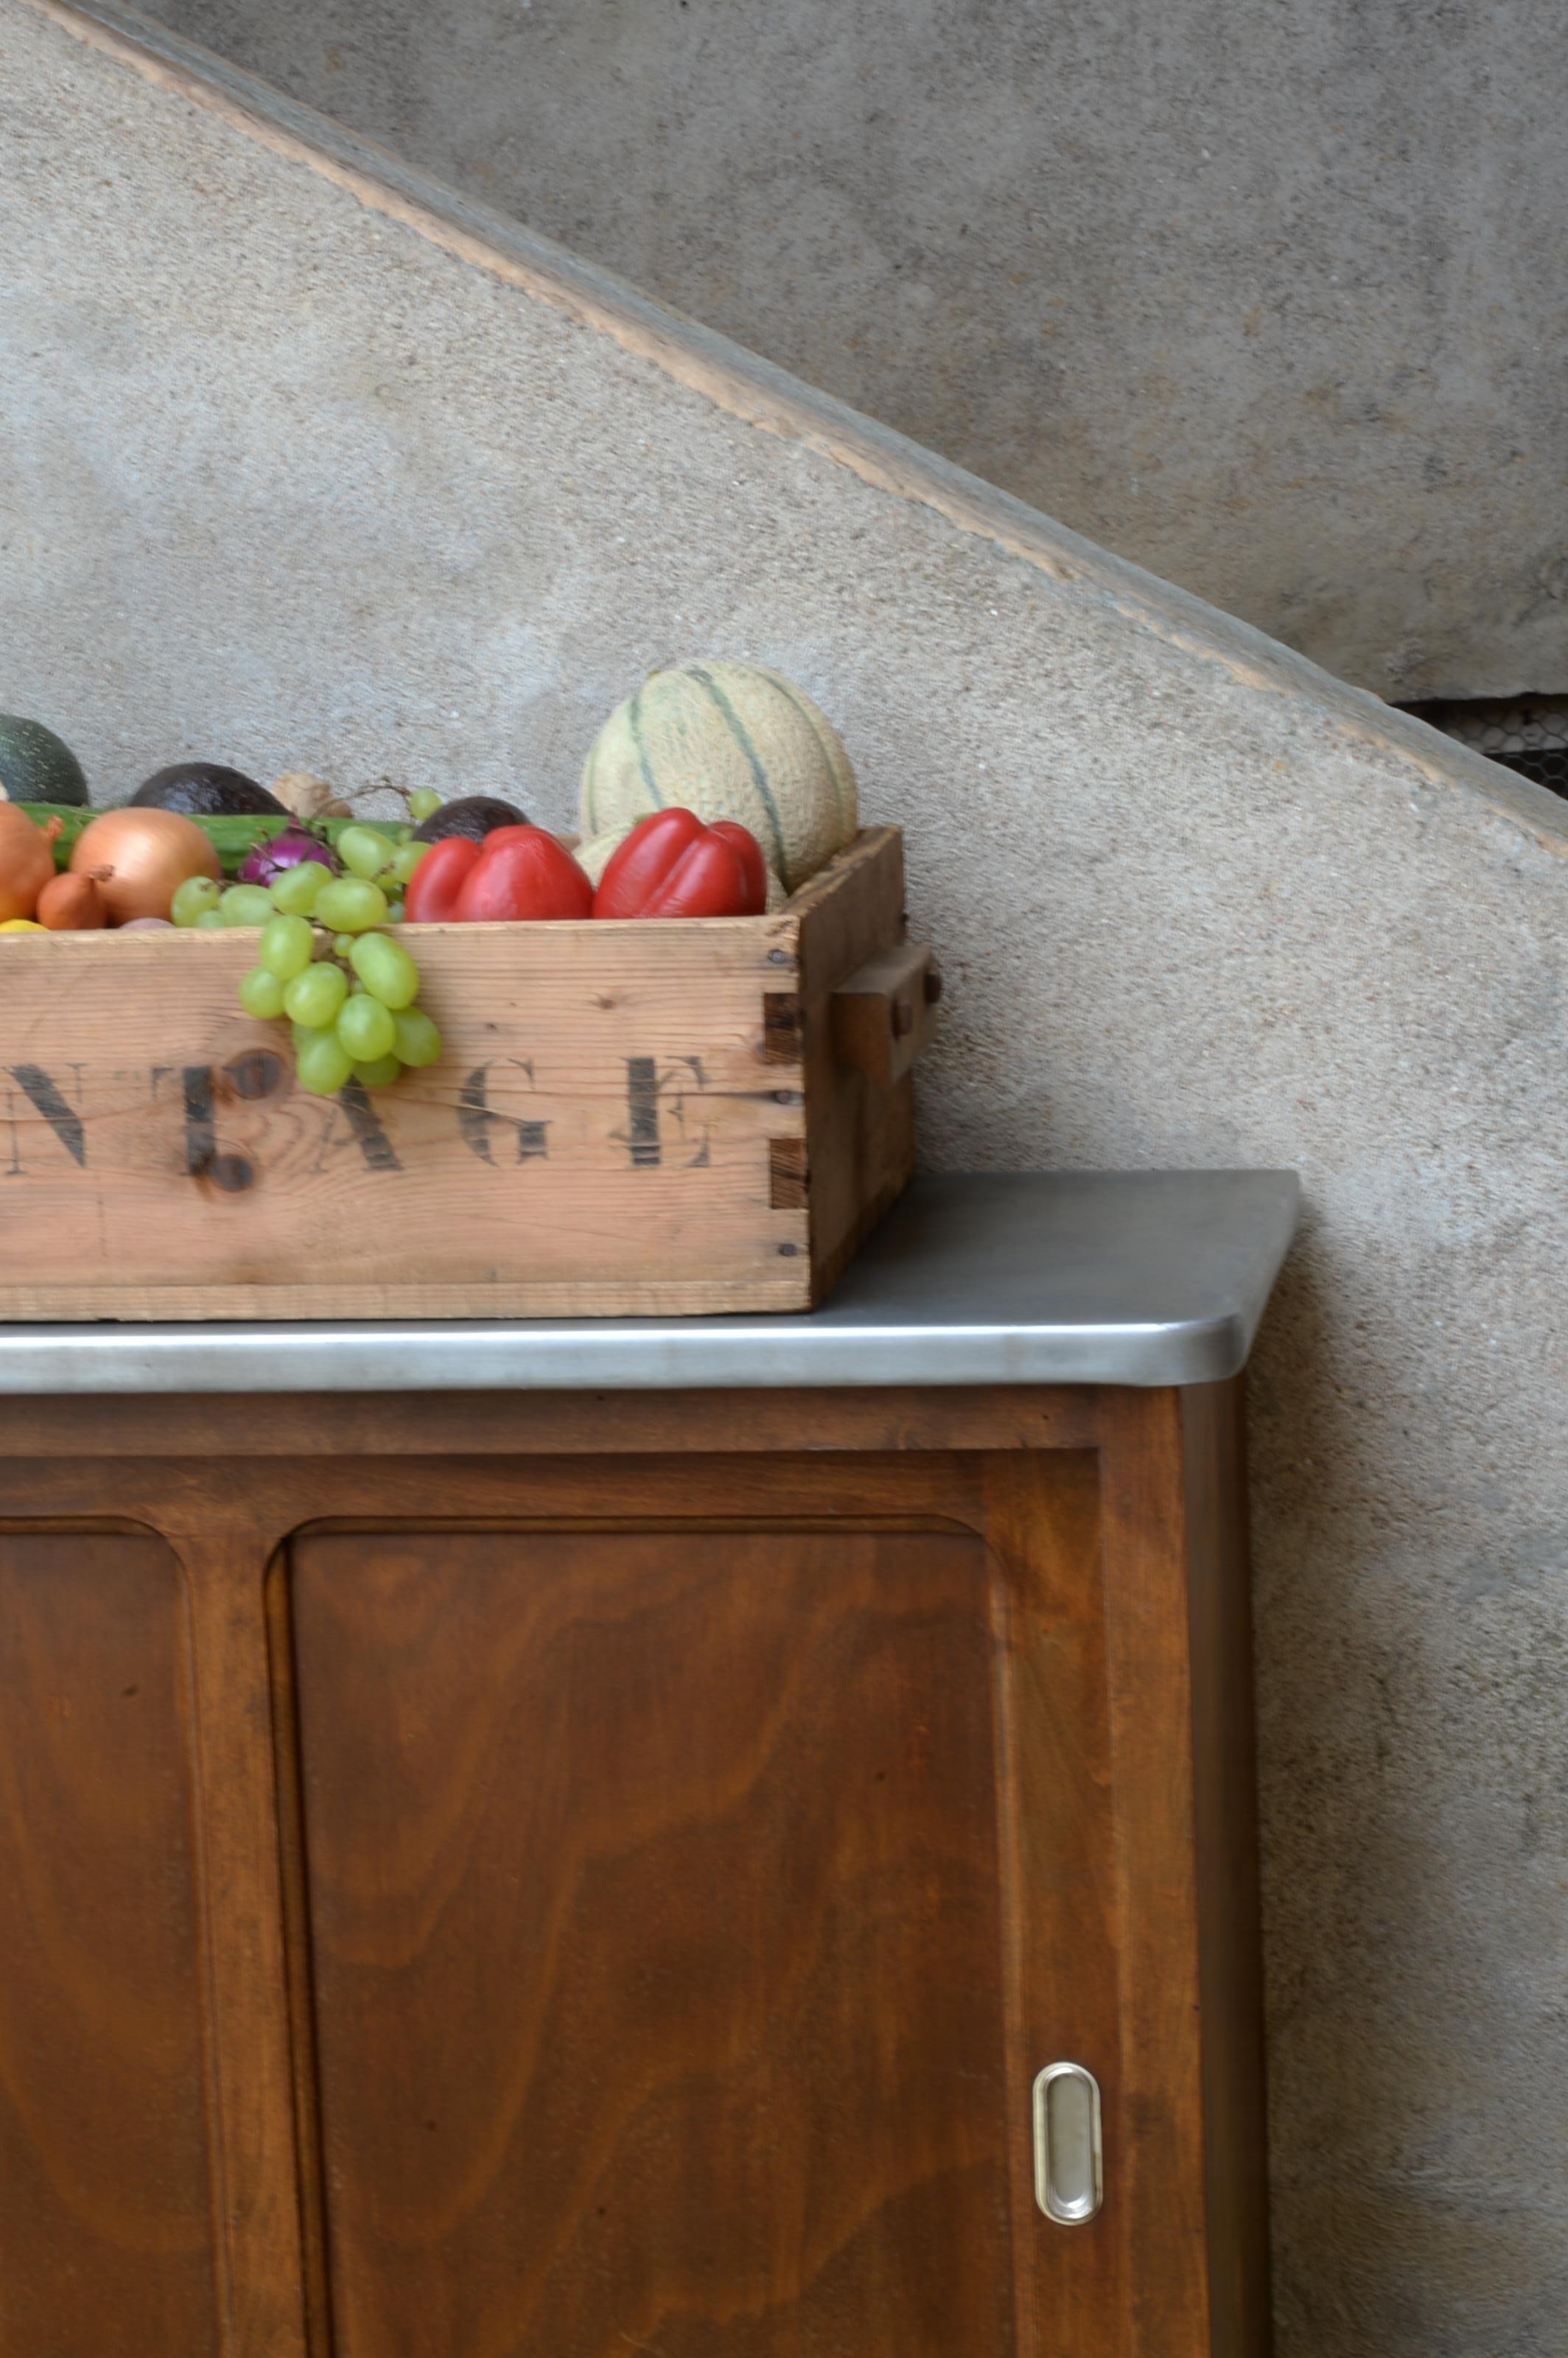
1404,698 -> 1568,798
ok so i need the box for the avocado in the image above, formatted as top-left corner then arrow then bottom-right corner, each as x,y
0,716 -> 88,807
132,763 -> 285,816
413,794 -> 528,844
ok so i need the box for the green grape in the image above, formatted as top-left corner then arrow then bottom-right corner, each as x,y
258,913 -> 315,982
332,932 -> 357,960
391,1007 -> 444,1068
295,1029 -> 354,1096
238,965 -> 287,1019
335,992 -> 397,1063
390,839 -> 426,887
315,876 -> 388,934
385,901 -> 405,924
283,961 -> 349,1029
337,824 -> 391,880
407,788 -> 441,822
351,1054 -> 403,1090
195,907 -> 228,929
349,930 -> 420,1010
172,875 -> 221,927
220,883 -> 276,928
270,858 -> 329,916
291,1018 -> 325,1052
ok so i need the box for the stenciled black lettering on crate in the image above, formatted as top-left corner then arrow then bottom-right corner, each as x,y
2,1054 -> 729,1182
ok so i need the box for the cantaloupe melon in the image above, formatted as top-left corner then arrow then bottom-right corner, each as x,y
580,662 -> 857,890
575,822 -> 637,888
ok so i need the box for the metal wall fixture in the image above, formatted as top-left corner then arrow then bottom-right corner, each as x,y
1032,2062 -> 1104,2225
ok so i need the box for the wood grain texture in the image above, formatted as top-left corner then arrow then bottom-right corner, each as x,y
1095,1387 -> 1228,2358
265,1556 -> 334,2358
0,1530 -> 220,2354
0,1384 -> 1270,2356
982,1449 -> 1127,2358
160,1503 -> 311,2358
290,1526 -> 1018,2357
0,1451 -> 991,1537
0,830 -> 915,1320
1181,1380 -> 1271,2358
0,1385 -> 1099,1463
796,828 -> 916,1302
831,940 -> 939,1088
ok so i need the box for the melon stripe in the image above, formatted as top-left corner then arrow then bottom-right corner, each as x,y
760,671 -> 856,841
629,691 -> 665,810
686,665 -> 787,875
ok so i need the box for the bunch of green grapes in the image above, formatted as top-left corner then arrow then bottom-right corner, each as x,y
176,826 -> 443,1096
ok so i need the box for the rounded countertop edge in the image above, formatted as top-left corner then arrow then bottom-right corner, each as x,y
0,1311 -> 1253,1394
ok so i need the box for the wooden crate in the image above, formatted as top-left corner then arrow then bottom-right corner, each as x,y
0,828 -> 937,1319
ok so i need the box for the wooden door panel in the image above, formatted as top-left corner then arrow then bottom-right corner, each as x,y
0,1531 -> 220,2355
291,1526 -> 1018,2356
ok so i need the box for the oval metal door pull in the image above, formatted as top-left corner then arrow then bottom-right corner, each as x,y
1032,2062 -> 1103,2224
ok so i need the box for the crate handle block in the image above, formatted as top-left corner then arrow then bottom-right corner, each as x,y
831,942 -> 942,1087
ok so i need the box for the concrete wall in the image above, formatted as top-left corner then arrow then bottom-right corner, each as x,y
136,0 -> 1568,704
7,5 -> 1568,2349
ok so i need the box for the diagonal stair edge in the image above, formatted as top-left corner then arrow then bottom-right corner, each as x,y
14,0 -> 1568,850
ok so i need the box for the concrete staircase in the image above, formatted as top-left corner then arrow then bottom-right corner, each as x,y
4,4 -> 1567,2351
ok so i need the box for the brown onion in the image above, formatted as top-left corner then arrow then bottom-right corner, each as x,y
37,871 -> 105,931
69,807 -> 220,923
0,806 -> 63,922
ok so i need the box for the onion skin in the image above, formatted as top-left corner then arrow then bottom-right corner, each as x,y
37,871 -> 106,931
0,806 -> 63,922
69,808 -> 220,923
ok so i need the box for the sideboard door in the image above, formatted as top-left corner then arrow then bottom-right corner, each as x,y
288,1521 -> 1063,2356
0,1532 -> 223,2355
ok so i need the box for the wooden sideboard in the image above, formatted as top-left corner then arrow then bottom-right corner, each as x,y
0,1172 -> 1294,2357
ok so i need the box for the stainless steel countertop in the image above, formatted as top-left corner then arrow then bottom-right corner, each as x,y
0,1172 -> 1298,1394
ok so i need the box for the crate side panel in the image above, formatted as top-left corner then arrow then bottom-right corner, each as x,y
0,920 -> 808,1313
796,831 -> 917,1301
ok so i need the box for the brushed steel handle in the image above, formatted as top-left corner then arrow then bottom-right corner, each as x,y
1032,2062 -> 1103,2225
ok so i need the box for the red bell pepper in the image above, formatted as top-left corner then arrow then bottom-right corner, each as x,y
592,809 -> 763,920
453,826 -> 593,922
402,835 -> 480,923
708,821 -> 769,915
